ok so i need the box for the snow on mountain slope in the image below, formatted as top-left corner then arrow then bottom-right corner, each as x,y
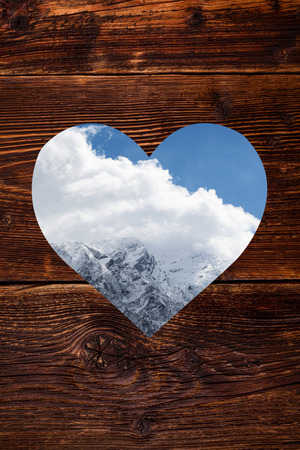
51,238 -> 229,336
156,247 -> 230,300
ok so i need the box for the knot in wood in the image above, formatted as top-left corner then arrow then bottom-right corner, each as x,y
184,347 -> 203,369
0,213 -> 15,230
134,414 -> 152,434
212,91 -> 234,119
265,135 -> 281,148
83,334 -> 125,369
248,359 -> 262,368
187,352 -> 201,368
217,100 -> 232,118
186,8 -> 205,27
10,14 -> 28,31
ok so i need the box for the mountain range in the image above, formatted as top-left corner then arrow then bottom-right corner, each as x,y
51,238 -> 229,336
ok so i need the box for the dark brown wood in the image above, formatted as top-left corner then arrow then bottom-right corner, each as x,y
0,282 -> 299,448
0,0 -> 299,75
1,0 -> 299,446
0,75 -> 299,282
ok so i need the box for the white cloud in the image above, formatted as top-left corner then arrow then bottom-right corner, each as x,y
32,126 -> 260,261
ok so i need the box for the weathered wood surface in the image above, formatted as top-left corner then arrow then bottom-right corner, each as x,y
0,282 -> 299,448
0,0 -> 299,75
0,75 -> 299,281
1,0 -> 299,445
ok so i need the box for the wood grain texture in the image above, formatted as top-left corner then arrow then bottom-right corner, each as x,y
0,282 -> 299,448
0,0 -> 299,75
1,0 -> 299,445
0,74 -> 299,282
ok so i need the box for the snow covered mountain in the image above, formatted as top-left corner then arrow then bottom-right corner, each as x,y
51,238 -> 229,336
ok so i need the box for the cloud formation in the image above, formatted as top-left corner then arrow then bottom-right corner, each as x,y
32,126 -> 260,261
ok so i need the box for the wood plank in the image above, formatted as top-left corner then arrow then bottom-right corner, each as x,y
0,0 -> 299,75
0,282 -> 299,448
0,74 -> 299,281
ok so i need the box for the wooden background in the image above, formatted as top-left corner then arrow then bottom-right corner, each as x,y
0,0 -> 299,448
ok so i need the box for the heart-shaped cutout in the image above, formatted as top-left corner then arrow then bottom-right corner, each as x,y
32,124 -> 267,337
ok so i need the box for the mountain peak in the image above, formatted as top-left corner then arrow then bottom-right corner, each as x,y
51,238 -> 228,336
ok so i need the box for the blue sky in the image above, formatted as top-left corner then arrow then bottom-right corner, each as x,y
79,123 -> 267,219
80,124 -> 143,163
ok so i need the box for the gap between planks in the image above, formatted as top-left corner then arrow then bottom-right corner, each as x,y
0,72 -> 300,78
1,280 -> 299,286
